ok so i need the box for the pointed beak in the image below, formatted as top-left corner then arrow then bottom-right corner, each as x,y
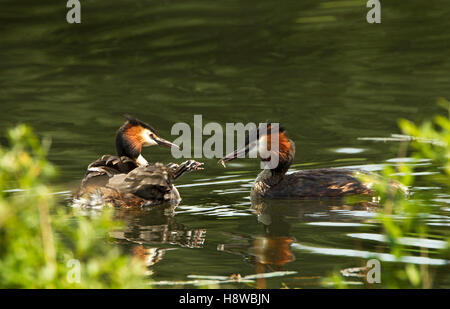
154,136 -> 180,149
218,139 -> 258,167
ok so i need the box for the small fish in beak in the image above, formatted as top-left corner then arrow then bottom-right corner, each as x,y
219,159 -> 227,168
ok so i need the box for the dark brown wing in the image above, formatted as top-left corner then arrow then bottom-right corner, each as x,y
75,155 -> 138,197
105,163 -> 180,207
261,168 -> 373,199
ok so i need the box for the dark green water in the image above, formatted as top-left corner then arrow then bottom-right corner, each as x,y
1,0 -> 449,288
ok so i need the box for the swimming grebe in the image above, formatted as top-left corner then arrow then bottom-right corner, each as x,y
218,124 -> 396,199
74,116 -> 203,208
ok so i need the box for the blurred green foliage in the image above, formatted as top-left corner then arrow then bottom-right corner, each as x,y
0,125 -> 147,288
330,98 -> 450,289
399,97 -> 450,183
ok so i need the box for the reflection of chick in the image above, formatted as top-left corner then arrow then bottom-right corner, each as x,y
111,206 -> 207,270
112,206 -> 207,249
133,225 -> 207,248
113,226 -> 206,249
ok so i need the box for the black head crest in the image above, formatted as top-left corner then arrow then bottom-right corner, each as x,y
258,121 -> 286,137
123,114 -> 157,134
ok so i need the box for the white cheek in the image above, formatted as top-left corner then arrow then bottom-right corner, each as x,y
142,133 -> 158,146
258,135 -> 270,159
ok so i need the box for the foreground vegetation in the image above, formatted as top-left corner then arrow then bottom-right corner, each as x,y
0,125 -> 147,288
333,98 -> 450,288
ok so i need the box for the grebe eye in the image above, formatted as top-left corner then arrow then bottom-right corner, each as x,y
149,133 -> 154,139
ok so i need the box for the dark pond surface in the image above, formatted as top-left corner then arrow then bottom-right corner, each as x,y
1,0 -> 449,288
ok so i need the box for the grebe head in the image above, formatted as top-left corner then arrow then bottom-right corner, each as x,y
219,123 -> 295,172
116,115 -> 179,166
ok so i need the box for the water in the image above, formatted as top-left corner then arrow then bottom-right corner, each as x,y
1,0 -> 449,288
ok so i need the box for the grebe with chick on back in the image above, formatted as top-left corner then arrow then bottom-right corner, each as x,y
74,115 -> 203,208
219,124 -> 406,200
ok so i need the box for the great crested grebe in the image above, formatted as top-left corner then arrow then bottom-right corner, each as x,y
74,116 -> 203,208
219,124 -> 404,200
